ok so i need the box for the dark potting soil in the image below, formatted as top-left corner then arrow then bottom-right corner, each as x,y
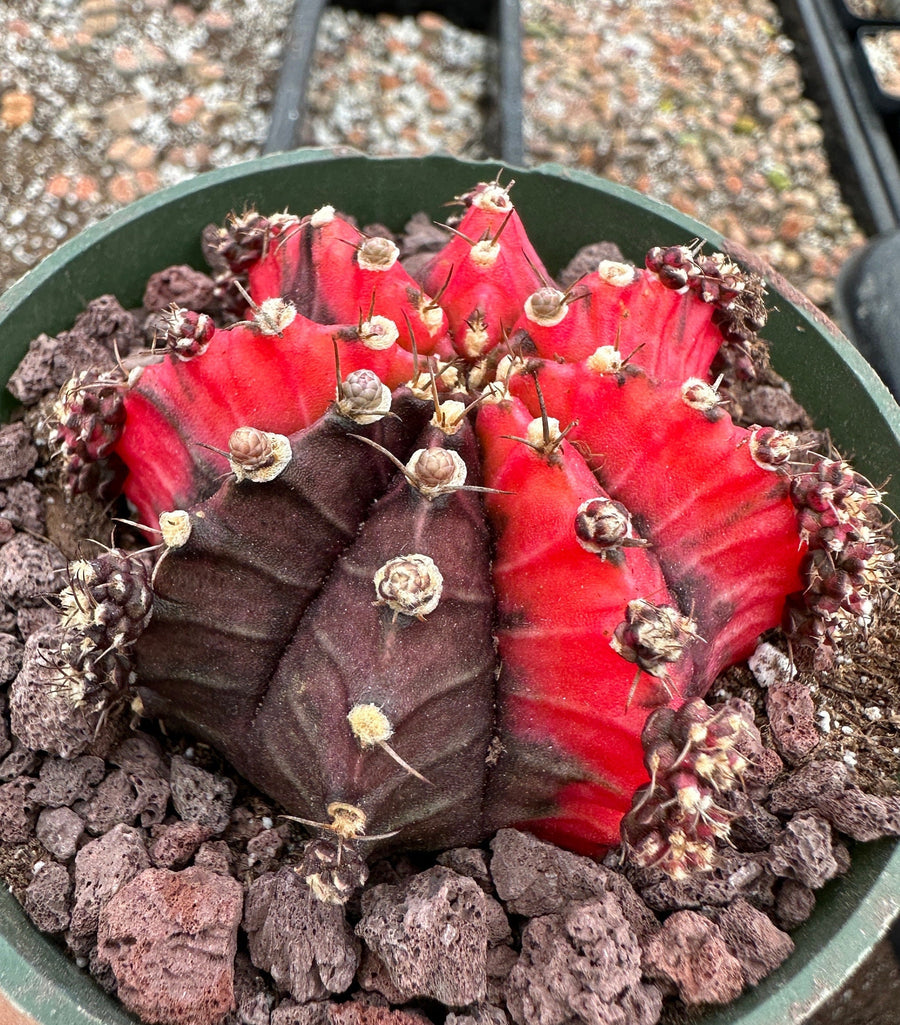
1,213 -> 899,1025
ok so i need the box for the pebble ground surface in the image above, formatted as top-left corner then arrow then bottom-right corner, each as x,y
0,0 -> 867,312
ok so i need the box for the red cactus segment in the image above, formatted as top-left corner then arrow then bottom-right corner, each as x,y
476,396 -> 693,855
509,362 -> 805,691
420,184 -> 549,359
115,315 -> 417,526
246,210 -> 450,357
244,415 -> 496,850
509,265 -> 732,386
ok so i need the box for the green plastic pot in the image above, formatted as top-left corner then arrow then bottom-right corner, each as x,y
1,151 -> 898,1025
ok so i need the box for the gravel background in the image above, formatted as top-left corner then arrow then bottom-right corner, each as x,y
0,0 -> 867,313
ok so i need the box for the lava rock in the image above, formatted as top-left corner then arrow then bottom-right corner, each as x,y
767,810 -> 840,889
35,806 -> 85,860
0,421 -> 38,482
0,705 -> 10,763
642,910 -> 745,1006
715,898 -> 794,985
66,294 -> 143,356
773,879 -> 817,931
6,333 -> 61,405
765,681 -> 819,763
0,632 -> 24,684
143,264 -> 218,313
150,820 -> 214,869
491,828 -> 610,916
111,733 -> 171,827
738,384 -> 807,428
169,754 -> 236,833
505,893 -> 662,1025
24,859 -> 73,933
557,241 -> 626,288
270,1001 -> 330,1025
78,768 -> 140,835
246,825 -> 287,871
68,823 -> 151,954
331,1003 -> 435,1025
720,789 -> 783,852
9,628 -> 103,758
231,953 -> 272,1025
490,829 -> 657,943
356,865 -> 489,1005
6,302 -> 128,406
0,480 -> 45,534
630,849 -> 775,913
720,696 -> 784,797
97,864 -> 243,1025
817,787 -> 900,842
0,777 -> 36,842
0,738 -> 39,781
244,866 -> 360,1003
30,754 -> 106,807
768,759 -> 851,815
194,840 -> 233,875
437,845 -> 493,892
0,534 -> 67,607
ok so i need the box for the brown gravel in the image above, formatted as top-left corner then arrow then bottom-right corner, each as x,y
1,0 -> 866,313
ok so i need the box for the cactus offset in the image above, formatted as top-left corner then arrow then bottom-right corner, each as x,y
49,179 -> 894,888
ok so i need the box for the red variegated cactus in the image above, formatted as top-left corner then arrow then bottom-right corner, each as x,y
48,179 -> 893,895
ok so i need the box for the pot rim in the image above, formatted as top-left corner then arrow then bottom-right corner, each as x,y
1,148 -> 898,1025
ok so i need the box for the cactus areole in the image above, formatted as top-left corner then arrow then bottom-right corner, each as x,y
50,179 -> 893,899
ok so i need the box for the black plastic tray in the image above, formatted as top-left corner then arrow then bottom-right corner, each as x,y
264,0 -> 523,163
780,0 -> 900,234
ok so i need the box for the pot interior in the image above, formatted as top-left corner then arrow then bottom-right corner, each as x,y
1,151 -> 898,1025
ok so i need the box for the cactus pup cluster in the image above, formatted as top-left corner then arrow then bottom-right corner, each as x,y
46,178 -> 894,891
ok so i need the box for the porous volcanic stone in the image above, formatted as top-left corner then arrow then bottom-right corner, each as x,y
97,864 -> 243,1025
505,893 -> 662,1025
30,753 -> 106,807
356,865 -> 489,1005
150,819 -> 214,869
143,264 -> 217,313
68,823 -> 150,953
767,810 -> 841,888
0,632 -> 23,684
0,479 -> 45,534
111,732 -> 171,827
78,767 -> 139,835
244,865 -> 360,1003
490,828 -> 613,916
715,898 -> 794,985
490,828 -> 657,943
765,680 -> 819,763
0,534 -> 66,607
642,910 -> 745,1006
0,777 -> 35,842
35,805 -> 85,860
24,859 -> 73,933
0,421 -> 38,482
768,759 -> 851,815
774,879 -> 817,931
817,787 -> 900,841
169,754 -> 236,832
9,628 -> 101,757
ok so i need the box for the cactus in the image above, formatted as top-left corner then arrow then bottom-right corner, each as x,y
48,179 -> 894,893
